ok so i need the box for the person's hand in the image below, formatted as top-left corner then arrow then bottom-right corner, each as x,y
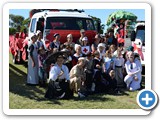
134,76 -> 138,81
128,73 -> 133,76
96,64 -> 101,69
32,62 -> 35,67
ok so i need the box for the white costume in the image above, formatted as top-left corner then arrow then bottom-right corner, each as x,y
49,63 -> 70,81
27,43 -> 39,84
124,59 -> 142,91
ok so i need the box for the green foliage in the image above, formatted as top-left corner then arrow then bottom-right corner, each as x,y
9,14 -> 30,35
9,28 -> 16,35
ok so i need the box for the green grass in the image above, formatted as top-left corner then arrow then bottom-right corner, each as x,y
9,53 -> 144,109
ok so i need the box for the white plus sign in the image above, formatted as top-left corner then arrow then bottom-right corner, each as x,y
142,93 -> 153,105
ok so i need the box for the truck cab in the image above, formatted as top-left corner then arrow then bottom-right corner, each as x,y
29,9 -> 98,49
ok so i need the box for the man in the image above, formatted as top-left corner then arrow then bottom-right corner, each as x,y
45,52 -> 72,99
70,57 -> 86,98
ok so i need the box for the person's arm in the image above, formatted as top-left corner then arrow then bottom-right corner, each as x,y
29,44 -> 35,67
65,66 -> 70,81
49,67 -> 58,81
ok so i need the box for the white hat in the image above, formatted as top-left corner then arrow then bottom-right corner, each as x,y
67,34 -> 72,38
30,33 -> 36,40
78,57 -> 85,61
74,44 -> 81,51
98,43 -> 106,48
36,30 -> 41,36
82,37 -> 88,41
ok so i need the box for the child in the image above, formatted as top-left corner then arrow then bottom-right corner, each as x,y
113,49 -> 125,88
38,47 -> 47,87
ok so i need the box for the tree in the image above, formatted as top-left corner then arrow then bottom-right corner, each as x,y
9,14 -> 30,35
89,15 -> 105,34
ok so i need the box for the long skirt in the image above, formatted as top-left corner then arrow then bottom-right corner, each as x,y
45,79 -> 73,99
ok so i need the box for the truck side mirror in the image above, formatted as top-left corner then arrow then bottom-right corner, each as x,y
131,31 -> 136,41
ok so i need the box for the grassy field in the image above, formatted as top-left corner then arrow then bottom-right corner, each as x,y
9,53 -> 144,109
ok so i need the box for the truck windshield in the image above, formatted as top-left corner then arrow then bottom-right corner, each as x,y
45,17 -> 95,30
136,29 -> 145,45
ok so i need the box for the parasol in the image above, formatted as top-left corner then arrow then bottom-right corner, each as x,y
44,51 -> 69,65
106,10 -> 137,26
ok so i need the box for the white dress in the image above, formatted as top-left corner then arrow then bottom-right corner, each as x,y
27,43 -> 39,84
124,59 -> 142,91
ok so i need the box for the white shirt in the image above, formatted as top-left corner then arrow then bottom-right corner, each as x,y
113,57 -> 124,69
49,64 -> 70,81
125,59 -> 142,75
104,57 -> 112,70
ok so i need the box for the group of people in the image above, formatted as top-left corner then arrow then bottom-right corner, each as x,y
27,28 -> 143,99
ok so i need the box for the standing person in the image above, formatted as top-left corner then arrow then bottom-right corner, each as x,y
72,44 -> 83,66
38,47 -> 47,87
45,53 -> 72,99
81,37 -> 91,57
70,57 -> 87,98
97,43 -> 106,62
27,33 -> 39,85
84,52 -> 94,92
91,34 -> 101,53
124,51 -> 142,91
108,31 -> 117,46
76,29 -> 86,45
36,30 -> 45,49
103,50 -> 113,74
92,51 -> 108,93
49,33 -> 61,53
113,49 -> 125,88
64,34 -> 75,55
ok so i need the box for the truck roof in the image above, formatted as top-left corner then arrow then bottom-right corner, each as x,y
32,10 -> 91,19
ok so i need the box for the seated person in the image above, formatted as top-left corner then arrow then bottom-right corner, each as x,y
70,57 -> 87,98
45,53 -> 73,99
124,51 -> 142,91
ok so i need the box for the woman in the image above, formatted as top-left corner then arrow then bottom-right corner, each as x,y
64,34 -> 75,55
72,44 -> 83,66
124,51 -> 142,91
81,37 -> 91,57
27,33 -> 39,85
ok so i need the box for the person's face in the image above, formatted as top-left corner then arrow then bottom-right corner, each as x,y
120,24 -> 123,28
83,40 -> 88,45
76,46 -> 81,54
67,36 -> 73,43
109,32 -> 113,37
79,60 -> 85,67
38,32 -> 42,38
40,49 -> 45,55
128,53 -> 134,61
57,57 -> 64,65
55,35 -> 60,41
99,46 -> 104,52
80,32 -> 85,37
31,35 -> 37,43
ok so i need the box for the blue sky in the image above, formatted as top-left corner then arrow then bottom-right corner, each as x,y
9,9 -> 145,32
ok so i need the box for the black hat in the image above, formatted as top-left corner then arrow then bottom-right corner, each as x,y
53,33 -> 60,38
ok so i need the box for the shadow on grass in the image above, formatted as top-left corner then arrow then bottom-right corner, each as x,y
72,93 -> 115,102
9,63 -> 60,105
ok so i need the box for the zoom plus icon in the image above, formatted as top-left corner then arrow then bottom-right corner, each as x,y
137,89 -> 158,110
